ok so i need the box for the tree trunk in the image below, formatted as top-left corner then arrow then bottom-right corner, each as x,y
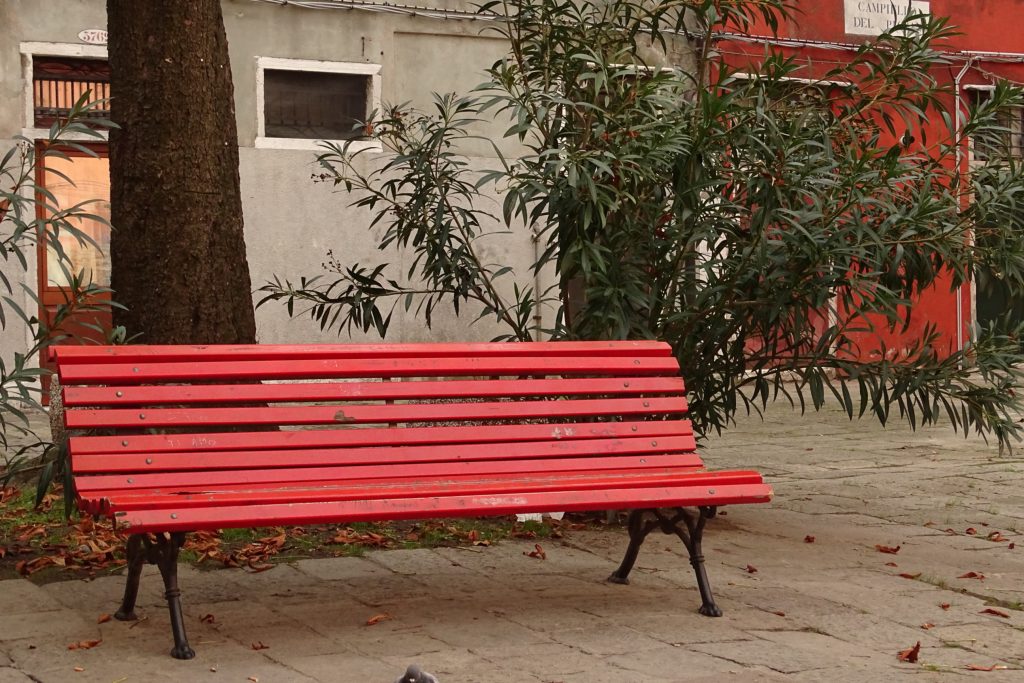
107,0 -> 256,344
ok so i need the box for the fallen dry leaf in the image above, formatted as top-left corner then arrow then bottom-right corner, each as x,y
940,603 -> 951,610
897,641 -> 921,663
958,571 -> 985,580
944,528 -> 958,535
966,664 -> 1008,671
250,641 -> 269,651
1008,542 -> 1015,550
965,527 -> 977,535
248,677 -> 259,682
745,564 -> 758,573
772,610 -> 785,617
73,667 -> 84,673
921,623 -> 934,630
875,544 -> 901,554
979,608 -> 1009,618
365,613 -> 391,626
986,531 -> 1007,542
67,639 -> 101,651
200,613 -> 216,624
97,614 -> 111,624
524,543 -> 546,560
899,572 -> 922,580
885,562 -> 898,567
804,535 -> 815,543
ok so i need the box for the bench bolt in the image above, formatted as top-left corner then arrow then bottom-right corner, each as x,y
139,413 -> 146,420
121,440 -> 129,446
115,391 -> 123,397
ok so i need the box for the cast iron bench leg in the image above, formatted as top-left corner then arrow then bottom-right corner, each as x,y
115,534 -> 145,621
114,532 -> 195,659
155,532 -> 194,660
608,507 -> 722,617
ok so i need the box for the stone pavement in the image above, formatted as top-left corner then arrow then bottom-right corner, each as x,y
1,400 -> 1022,682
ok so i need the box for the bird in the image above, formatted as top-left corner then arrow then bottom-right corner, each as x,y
394,664 -> 439,683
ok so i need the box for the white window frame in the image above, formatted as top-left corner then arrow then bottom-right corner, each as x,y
20,42 -> 109,141
255,56 -> 382,152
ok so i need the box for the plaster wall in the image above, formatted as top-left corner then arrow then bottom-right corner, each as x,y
0,0 -> 697,358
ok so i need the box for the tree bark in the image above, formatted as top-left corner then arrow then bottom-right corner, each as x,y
107,0 -> 257,344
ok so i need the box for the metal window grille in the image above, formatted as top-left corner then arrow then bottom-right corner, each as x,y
264,69 -> 370,140
32,57 -> 111,128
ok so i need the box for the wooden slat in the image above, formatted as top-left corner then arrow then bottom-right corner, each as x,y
51,340 -> 673,364
62,376 -> 685,407
94,470 -> 766,512
65,396 -> 688,429
70,419 -> 693,455
75,452 -> 705,493
58,355 -> 680,385
72,434 -> 698,474
116,482 -> 774,532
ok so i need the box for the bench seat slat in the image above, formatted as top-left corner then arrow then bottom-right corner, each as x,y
118,482 -> 773,532
87,469 -> 766,513
71,419 -> 693,455
62,376 -> 686,407
51,340 -> 673,364
66,396 -> 688,429
73,435 -> 698,474
75,452 -> 705,494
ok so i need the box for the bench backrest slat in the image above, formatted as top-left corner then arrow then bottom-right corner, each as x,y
62,376 -> 685,407
51,340 -> 673,364
57,355 -> 681,384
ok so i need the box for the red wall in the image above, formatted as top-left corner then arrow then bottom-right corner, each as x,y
719,0 -> 1024,361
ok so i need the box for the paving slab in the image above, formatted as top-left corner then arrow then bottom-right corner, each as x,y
2,398 -> 1023,680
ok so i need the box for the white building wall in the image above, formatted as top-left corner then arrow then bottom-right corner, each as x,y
0,0 -> 695,355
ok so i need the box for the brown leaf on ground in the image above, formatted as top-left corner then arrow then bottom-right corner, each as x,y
246,561 -> 275,573
940,603 -> 951,610
67,639 -> 101,651
772,611 -> 786,617
97,614 -> 111,624
980,608 -> 1009,618
965,527 -> 977,535
920,623 -> 934,630
958,571 -> 985,580
525,543 -> 546,560
899,572 -> 922,580
1010,542 -> 1016,550
73,667 -> 84,672
875,544 -> 901,554
944,528 -> 957,535
200,614 -> 216,624
885,562 -> 898,567
745,564 -> 758,573
247,677 -> 259,682
897,641 -> 921,663
803,535 -> 815,543
966,664 -> 1008,671
365,613 -> 391,626
986,531 -> 1007,542
250,641 -> 269,650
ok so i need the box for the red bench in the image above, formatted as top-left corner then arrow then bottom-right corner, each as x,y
52,341 -> 772,659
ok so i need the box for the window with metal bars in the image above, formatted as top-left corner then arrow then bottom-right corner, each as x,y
263,69 -> 370,140
32,57 -> 110,128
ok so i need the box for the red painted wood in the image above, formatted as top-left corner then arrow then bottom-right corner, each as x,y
62,376 -> 685,407
65,396 -> 689,429
92,470 -> 765,512
57,355 -> 680,385
51,340 -> 673,364
71,419 -> 693,455
75,453 -> 707,494
116,482 -> 773,532
73,434 -> 698,474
